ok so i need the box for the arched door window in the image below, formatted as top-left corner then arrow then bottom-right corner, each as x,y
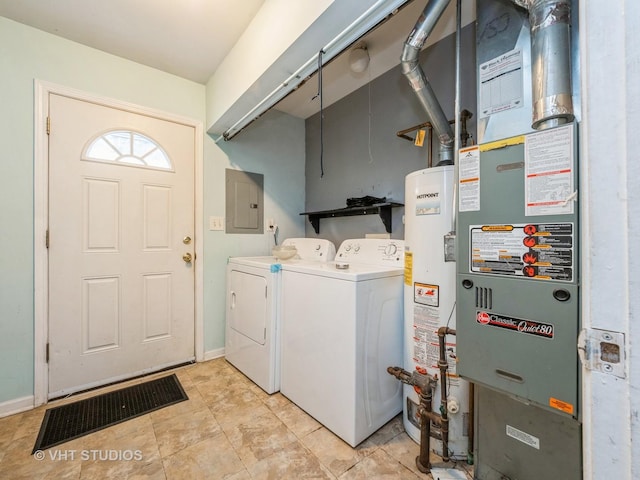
82,130 -> 173,171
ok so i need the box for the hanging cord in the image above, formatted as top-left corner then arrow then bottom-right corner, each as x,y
368,67 -> 375,164
317,49 -> 325,178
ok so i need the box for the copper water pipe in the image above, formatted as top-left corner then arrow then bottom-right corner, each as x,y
438,326 -> 456,462
416,382 -> 434,473
387,366 -> 450,472
387,366 -> 441,473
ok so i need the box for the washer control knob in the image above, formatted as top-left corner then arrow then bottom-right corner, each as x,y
385,244 -> 398,256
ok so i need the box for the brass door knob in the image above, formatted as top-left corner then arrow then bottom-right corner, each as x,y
183,252 -> 192,263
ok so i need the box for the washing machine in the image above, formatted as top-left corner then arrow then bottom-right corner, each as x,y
225,238 -> 336,394
279,238 -> 405,446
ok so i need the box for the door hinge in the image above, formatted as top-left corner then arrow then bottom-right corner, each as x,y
45,229 -> 49,249
46,343 -> 50,363
46,116 -> 51,135
578,328 -> 625,378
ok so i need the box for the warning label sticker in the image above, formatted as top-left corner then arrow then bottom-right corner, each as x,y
414,283 -> 439,307
476,311 -> 554,339
525,124 -> 575,217
470,223 -> 574,282
412,305 -> 459,378
404,251 -> 413,286
549,397 -> 575,415
459,145 -> 480,212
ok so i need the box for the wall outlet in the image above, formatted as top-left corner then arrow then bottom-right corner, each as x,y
266,218 -> 277,233
209,216 -> 224,231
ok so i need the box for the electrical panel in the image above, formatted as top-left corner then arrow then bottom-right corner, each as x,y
225,169 -> 264,234
457,123 -> 579,419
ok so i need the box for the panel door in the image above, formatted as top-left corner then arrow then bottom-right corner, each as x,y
48,93 -> 195,397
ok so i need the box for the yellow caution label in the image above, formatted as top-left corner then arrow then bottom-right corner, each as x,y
481,225 -> 514,231
404,251 -> 413,286
459,145 -> 478,154
480,135 -> 525,152
549,397 -> 574,415
414,129 -> 426,147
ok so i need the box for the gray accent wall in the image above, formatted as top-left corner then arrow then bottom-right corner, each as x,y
304,23 -> 476,248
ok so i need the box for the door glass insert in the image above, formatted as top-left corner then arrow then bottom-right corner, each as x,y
83,130 -> 173,171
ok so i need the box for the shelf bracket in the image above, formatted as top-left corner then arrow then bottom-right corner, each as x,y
309,215 -> 321,234
378,205 -> 392,232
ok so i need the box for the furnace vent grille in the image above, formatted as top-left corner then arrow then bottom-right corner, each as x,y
476,287 -> 493,309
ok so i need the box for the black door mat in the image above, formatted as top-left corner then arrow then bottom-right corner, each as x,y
33,373 -> 188,453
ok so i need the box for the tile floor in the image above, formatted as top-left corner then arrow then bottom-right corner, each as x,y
0,358 -> 474,479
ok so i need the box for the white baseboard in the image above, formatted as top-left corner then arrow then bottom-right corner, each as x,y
0,395 -> 34,418
203,347 -> 225,362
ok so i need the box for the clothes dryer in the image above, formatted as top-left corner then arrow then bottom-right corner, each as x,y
225,238 -> 336,394
280,238 -> 404,446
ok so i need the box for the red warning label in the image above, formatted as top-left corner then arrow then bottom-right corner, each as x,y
414,282 -> 439,307
470,222 -> 574,282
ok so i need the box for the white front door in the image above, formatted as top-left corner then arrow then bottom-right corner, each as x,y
48,93 -> 196,397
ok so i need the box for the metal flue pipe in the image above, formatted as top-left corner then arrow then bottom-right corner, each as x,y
401,0 -> 454,165
512,0 -> 574,129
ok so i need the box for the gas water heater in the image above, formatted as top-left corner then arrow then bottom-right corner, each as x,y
404,166 -> 470,459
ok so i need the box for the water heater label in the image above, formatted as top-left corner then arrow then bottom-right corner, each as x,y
414,282 -> 439,307
412,305 -> 460,378
415,191 -> 441,215
470,223 -> 574,282
404,251 -> 413,286
476,311 -> 554,339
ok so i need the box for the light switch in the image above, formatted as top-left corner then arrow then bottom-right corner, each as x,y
209,216 -> 224,231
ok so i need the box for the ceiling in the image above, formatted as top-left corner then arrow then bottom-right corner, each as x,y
0,0 -> 473,120
0,0 -> 265,84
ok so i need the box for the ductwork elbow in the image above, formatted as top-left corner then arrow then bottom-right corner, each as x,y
401,0 -> 454,165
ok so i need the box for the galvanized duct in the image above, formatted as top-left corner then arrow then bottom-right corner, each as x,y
401,0 -> 454,165
513,0 -> 574,129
